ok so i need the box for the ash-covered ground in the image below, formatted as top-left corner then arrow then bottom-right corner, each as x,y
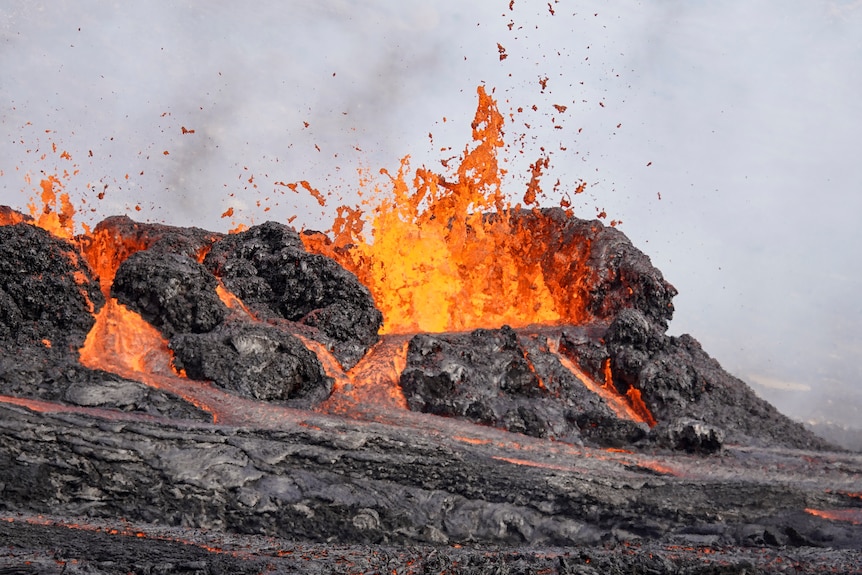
1,208 -> 860,574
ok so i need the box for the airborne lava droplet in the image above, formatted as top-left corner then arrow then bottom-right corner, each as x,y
497,43 -> 508,61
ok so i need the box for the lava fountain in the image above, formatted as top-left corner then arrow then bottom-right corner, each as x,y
302,86 -> 592,334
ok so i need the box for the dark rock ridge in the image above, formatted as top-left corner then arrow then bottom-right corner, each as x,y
95,217 -> 380,404
0,222 -> 207,421
602,307 -> 829,449
1,206 -> 858,573
398,209 -> 829,452
509,208 -> 677,329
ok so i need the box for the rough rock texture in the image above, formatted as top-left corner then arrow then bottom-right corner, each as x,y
2,209 -> 859,573
94,218 -> 357,405
3,520 -> 860,575
400,326 -> 647,447
602,308 -> 831,450
511,209 -> 677,329
0,402 -> 860,573
396,212 -> 827,450
84,215 -> 221,270
0,223 -> 103,350
0,220 -> 207,421
203,222 -> 382,369
171,320 -> 331,405
112,250 -> 228,337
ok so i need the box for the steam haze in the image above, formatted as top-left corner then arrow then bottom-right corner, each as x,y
2,1 -> 860,432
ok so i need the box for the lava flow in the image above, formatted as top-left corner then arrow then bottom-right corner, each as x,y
548,337 -> 655,427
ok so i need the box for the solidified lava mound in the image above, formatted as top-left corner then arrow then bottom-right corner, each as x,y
2,206 -> 860,574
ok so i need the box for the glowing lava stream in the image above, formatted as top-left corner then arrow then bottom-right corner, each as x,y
211,284 -> 410,416
547,337 -> 655,427
78,299 -> 223,421
805,508 -> 862,525
308,335 -> 411,416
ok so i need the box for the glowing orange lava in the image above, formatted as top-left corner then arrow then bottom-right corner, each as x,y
303,85 -> 590,334
0,208 -> 28,226
215,283 -> 257,319
2,83 -> 652,435
548,338 -> 655,427
805,508 -> 862,525
78,224 -> 154,296
300,334 -> 410,415
79,299 -> 185,378
27,175 -> 77,240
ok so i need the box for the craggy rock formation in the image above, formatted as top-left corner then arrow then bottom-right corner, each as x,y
400,326 -> 646,447
398,211 -> 828,451
112,250 -> 228,337
0,223 -> 103,350
98,225 -> 332,405
1,207 -> 859,573
203,221 -> 383,369
511,208 -> 677,329
0,222 -> 207,421
602,308 -> 830,450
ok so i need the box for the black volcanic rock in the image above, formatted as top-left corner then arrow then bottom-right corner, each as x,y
112,250 -> 228,337
0,223 -> 103,349
93,217 -> 371,405
84,215 -> 221,267
603,308 -> 832,450
399,326 -> 648,447
3,210 -> 859,573
400,327 -> 560,437
203,221 -> 382,369
171,320 -> 331,405
511,208 -> 677,329
0,220 -> 209,421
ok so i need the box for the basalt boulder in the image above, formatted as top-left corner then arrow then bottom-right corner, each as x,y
112,250 -> 228,338
0,222 -> 103,350
203,221 -> 382,369
171,319 -> 331,405
0,217 -> 208,421
83,215 -> 221,270
602,308 -> 831,450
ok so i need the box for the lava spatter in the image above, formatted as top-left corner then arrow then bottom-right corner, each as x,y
302,86 -> 590,335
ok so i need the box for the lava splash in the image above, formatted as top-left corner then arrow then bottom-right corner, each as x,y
302,86 -> 591,334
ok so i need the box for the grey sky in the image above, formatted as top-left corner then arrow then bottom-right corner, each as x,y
2,1 -> 860,427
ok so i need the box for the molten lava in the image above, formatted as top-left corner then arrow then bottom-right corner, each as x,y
79,299 -> 184,378
303,85 -> 590,334
318,336 -> 410,415
805,508 -> 862,525
27,175 -> 77,240
548,338 -> 655,427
